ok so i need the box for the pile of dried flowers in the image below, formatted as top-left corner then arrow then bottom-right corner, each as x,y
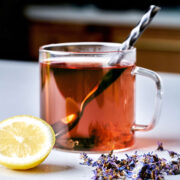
80,142 -> 180,179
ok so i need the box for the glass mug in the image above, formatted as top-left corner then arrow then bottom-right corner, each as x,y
39,42 -> 162,152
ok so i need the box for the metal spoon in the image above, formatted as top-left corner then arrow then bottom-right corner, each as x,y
52,5 -> 161,137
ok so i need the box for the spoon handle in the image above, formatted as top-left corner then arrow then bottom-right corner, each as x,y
109,5 -> 160,65
123,5 -> 160,49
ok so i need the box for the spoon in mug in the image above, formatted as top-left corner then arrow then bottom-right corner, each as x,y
52,5 -> 161,137
52,68 -> 126,137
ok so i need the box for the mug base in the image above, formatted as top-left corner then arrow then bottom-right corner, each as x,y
53,144 -> 134,154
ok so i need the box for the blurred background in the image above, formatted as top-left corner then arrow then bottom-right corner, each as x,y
0,0 -> 180,72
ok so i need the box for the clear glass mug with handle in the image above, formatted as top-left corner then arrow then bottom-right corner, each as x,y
39,42 -> 162,152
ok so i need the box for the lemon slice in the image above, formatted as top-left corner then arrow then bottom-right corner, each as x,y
0,115 -> 55,170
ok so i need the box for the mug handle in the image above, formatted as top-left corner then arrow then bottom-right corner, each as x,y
131,66 -> 163,131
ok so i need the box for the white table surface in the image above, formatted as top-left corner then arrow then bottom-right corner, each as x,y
0,60 -> 180,180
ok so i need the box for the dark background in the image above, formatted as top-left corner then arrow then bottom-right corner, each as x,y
0,0 -> 180,60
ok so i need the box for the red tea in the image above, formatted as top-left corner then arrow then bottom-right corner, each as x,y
40,58 -> 135,151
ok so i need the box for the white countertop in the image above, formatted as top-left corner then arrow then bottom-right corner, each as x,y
25,5 -> 180,28
0,60 -> 180,179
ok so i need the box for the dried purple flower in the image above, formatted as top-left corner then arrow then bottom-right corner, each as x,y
157,142 -> 164,151
80,152 -> 93,166
80,143 -> 180,180
168,150 -> 179,158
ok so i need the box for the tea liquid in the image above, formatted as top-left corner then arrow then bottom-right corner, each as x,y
40,57 -> 135,151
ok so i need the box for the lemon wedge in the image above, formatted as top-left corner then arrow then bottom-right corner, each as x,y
0,115 -> 55,170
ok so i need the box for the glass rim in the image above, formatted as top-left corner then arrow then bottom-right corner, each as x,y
39,42 -> 136,55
